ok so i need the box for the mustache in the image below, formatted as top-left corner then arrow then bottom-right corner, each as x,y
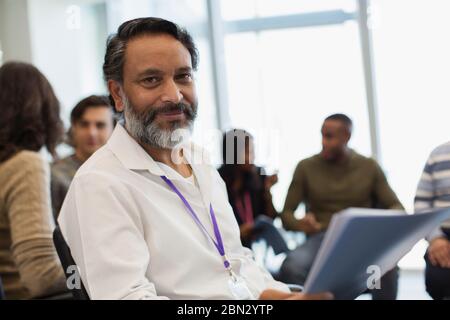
144,102 -> 196,123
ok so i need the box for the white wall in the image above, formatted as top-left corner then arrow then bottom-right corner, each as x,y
0,0 -> 33,63
26,0 -> 108,125
1,0 -> 108,123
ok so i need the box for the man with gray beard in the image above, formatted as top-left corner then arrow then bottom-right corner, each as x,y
122,93 -> 197,149
58,17 -> 332,300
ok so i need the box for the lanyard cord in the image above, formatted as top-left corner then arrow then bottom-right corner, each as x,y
161,175 -> 231,269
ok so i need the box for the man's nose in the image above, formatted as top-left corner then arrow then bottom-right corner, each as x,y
87,125 -> 98,137
160,79 -> 183,104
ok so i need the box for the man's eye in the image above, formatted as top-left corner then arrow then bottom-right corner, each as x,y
142,77 -> 160,84
177,73 -> 193,81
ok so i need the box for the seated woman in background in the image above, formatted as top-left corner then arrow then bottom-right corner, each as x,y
0,62 -> 66,299
218,129 -> 289,255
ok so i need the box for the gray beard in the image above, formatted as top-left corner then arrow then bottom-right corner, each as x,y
122,94 -> 194,149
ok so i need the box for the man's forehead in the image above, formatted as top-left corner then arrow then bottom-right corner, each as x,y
322,120 -> 346,131
124,34 -> 192,71
81,106 -> 112,119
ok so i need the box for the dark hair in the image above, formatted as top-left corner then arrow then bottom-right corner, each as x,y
219,129 -> 260,195
70,95 -> 112,125
325,113 -> 353,132
103,17 -> 199,107
0,62 -> 64,162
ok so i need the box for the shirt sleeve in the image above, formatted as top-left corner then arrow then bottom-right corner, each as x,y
281,161 -> 306,231
58,172 -> 169,300
242,247 -> 291,296
215,170 -> 290,296
414,154 -> 445,242
372,160 -> 404,210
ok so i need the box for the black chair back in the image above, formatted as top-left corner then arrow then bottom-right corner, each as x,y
53,226 -> 90,300
0,275 -> 5,300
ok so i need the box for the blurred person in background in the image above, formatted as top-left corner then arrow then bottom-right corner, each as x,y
218,129 -> 288,255
415,142 -> 450,300
0,62 -> 67,299
51,95 -> 114,218
278,113 -> 403,300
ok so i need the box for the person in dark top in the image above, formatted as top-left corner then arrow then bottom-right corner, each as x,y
218,129 -> 288,255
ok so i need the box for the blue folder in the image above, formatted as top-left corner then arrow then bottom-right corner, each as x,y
303,207 -> 450,300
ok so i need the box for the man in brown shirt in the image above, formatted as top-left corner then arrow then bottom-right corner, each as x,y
278,114 -> 403,300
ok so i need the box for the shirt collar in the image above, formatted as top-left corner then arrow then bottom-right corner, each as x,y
108,124 -> 215,208
107,124 -> 213,178
107,124 -> 165,176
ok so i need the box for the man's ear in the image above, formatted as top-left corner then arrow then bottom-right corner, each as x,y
108,80 -> 125,113
345,131 -> 352,143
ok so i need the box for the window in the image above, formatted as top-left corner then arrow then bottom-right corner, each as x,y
221,0 -> 356,21
373,0 -> 450,212
372,0 -> 450,268
224,21 -> 371,210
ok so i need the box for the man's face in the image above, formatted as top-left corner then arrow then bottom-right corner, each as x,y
109,33 -> 198,148
72,106 -> 114,157
321,120 -> 350,161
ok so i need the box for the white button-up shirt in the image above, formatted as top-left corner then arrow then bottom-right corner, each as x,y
58,124 -> 289,300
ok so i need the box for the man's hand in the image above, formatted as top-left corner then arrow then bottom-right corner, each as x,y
264,174 -> 279,191
428,237 -> 450,268
259,289 -> 333,300
298,213 -> 322,235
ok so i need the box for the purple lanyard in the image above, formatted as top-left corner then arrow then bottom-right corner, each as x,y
160,175 -> 231,270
